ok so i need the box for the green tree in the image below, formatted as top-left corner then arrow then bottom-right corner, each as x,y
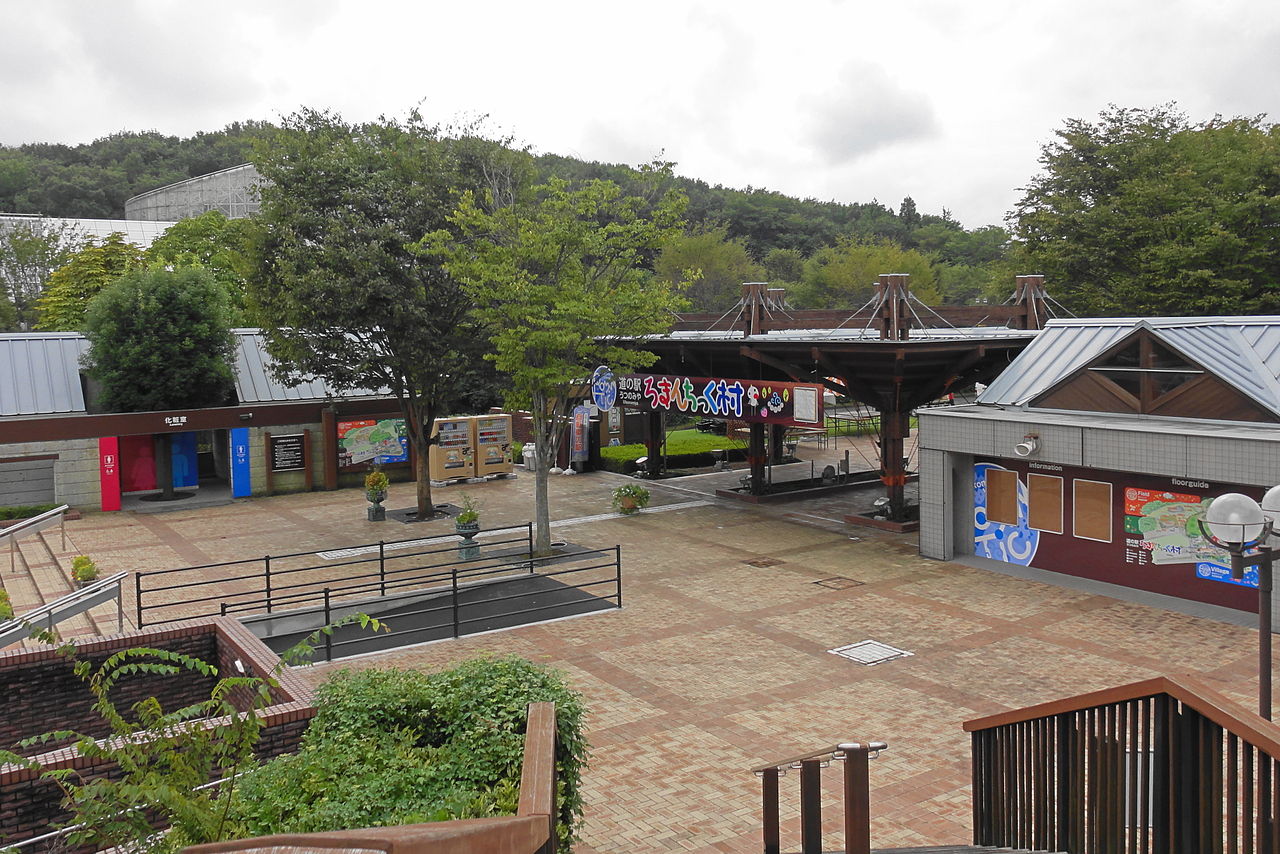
762,247 -> 805,285
1013,104 -> 1280,316
654,225 -> 763,310
145,211 -> 256,324
793,238 -> 940,308
0,217 -> 83,329
249,108 -> 528,519
425,175 -> 689,555
36,233 -> 143,330
81,267 -> 235,498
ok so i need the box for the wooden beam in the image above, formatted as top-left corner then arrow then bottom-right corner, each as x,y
902,346 -> 986,410
678,344 -> 714,378
809,349 -> 882,405
739,346 -> 850,396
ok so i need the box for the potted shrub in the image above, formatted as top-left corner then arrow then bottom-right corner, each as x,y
455,495 -> 481,559
612,483 -> 651,515
365,468 -> 390,522
71,555 -> 98,587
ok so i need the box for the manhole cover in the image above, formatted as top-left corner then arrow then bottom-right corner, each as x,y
744,558 -> 783,567
828,640 -> 914,666
814,576 -> 864,589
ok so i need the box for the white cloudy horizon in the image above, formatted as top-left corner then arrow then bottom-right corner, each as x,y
2,0 -> 1276,229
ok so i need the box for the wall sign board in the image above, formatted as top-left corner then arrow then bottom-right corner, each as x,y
614,373 -> 823,427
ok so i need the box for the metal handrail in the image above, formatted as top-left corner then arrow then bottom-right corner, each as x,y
2,504 -> 69,573
0,570 -> 127,647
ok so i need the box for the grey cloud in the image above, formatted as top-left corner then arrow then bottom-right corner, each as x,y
808,61 -> 939,165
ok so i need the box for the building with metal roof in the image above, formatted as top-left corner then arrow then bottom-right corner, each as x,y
124,163 -> 260,221
0,330 -> 400,512
917,314 -> 1280,618
0,213 -> 177,251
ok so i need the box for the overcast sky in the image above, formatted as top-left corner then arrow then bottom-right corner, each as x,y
3,0 -> 1276,229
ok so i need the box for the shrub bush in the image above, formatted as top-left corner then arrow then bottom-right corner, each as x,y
71,555 -> 98,584
0,504 -> 59,521
226,656 -> 588,846
0,588 -> 12,621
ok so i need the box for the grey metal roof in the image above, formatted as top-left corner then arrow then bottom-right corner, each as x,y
978,316 -> 1280,416
0,331 -> 386,416
0,333 -> 90,415
229,330 -> 387,403
0,214 -> 178,250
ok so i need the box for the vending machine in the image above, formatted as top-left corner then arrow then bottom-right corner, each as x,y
472,415 -> 514,477
429,417 -> 475,480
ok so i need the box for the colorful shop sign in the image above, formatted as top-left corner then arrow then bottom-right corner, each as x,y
337,418 -> 408,466
615,374 -> 823,427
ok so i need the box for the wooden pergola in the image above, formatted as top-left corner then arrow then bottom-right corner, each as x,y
629,275 -> 1055,519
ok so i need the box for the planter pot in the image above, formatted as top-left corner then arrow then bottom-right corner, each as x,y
617,497 -> 639,514
367,490 -> 387,522
456,519 -> 480,560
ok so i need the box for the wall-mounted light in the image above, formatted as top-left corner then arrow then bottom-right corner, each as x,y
1013,433 -> 1040,457
239,412 -> 253,421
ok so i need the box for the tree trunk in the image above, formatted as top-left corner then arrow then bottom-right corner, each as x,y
533,450 -> 552,556
154,433 -> 175,500
415,444 -> 433,519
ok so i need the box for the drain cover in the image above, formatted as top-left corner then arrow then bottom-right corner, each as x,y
744,557 -> 783,567
828,640 -> 913,666
814,576 -> 863,589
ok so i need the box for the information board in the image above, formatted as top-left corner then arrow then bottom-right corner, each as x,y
270,434 -> 306,472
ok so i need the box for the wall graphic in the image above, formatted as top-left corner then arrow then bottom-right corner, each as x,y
972,457 -> 1257,611
974,462 -> 1041,566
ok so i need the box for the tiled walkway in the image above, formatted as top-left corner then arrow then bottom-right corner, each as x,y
55,455 -> 1273,854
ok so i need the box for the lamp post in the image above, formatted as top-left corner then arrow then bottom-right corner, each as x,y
1199,487 -> 1280,720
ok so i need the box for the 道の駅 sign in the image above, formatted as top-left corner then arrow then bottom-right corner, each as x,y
615,374 -> 823,427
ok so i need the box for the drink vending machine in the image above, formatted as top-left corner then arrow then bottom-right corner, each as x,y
429,417 -> 475,480
472,415 -> 513,476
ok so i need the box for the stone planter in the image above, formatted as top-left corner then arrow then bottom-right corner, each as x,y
367,490 -> 387,522
456,519 -> 480,560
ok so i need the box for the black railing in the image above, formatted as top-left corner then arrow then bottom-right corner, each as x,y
134,525 -> 534,626
311,544 -> 623,661
967,674 -> 1280,854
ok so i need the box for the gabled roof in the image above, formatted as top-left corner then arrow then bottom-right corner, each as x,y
978,316 -> 1280,417
0,331 -> 387,417
0,333 -> 90,416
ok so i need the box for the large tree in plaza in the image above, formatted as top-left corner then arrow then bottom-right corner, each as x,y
424,174 -> 689,555
249,109 -> 527,519
1012,105 -> 1280,316
81,267 -> 236,499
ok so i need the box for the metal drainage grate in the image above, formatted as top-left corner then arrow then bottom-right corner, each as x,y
828,640 -> 914,666
744,557 -> 783,567
813,576 -> 864,589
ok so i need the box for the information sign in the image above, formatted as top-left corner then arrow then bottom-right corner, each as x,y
270,434 -> 306,472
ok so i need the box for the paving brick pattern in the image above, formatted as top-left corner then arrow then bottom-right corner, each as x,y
47,459 -> 1279,854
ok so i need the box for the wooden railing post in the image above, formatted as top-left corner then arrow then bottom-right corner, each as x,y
518,701 -> 558,854
799,759 -> 822,854
760,767 -> 780,854
838,742 -> 874,854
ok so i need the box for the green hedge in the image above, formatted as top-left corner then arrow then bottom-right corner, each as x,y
0,504 -> 59,521
600,429 -> 749,472
226,656 -> 588,846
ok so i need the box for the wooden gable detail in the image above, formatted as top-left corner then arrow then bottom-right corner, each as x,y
1030,328 -> 1279,423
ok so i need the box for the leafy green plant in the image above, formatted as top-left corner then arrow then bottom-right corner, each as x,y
611,483 -> 651,514
364,468 -> 389,500
455,494 -> 480,525
227,656 -> 589,847
0,615 -> 386,853
71,555 -> 98,584
0,588 -> 13,621
0,503 -> 59,521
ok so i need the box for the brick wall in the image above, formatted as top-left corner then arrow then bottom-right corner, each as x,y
0,618 -> 315,847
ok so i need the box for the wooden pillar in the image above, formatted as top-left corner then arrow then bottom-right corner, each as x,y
879,407 -> 911,519
264,431 -> 275,495
768,423 -> 787,465
302,429 -> 314,491
749,422 -> 766,495
321,408 -> 338,490
645,411 -> 663,478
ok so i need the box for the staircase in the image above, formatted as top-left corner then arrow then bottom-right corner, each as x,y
2,524 -> 127,649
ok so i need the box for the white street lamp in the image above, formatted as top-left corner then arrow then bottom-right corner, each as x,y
1200,489 -> 1280,720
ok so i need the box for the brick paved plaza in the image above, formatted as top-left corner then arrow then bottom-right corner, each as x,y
49,459 -> 1274,853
